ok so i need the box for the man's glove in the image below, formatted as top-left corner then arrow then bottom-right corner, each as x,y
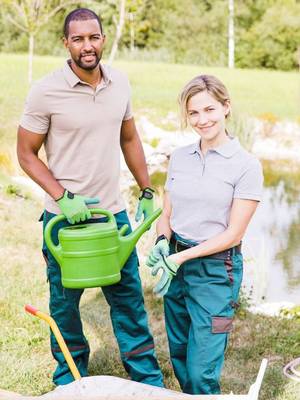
146,235 -> 170,267
151,256 -> 180,297
56,190 -> 100,224
135,187 -> 155,222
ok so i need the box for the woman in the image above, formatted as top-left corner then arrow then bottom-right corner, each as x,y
146,75 -> 263,395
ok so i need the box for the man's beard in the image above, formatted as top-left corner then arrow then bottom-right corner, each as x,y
73,52 -> 101,71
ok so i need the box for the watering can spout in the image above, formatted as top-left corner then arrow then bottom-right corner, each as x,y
118,208 -> 162,268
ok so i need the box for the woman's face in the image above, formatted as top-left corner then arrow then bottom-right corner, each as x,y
187,90 -> 229,142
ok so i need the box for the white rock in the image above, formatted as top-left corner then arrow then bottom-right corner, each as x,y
248,302 -> 295,317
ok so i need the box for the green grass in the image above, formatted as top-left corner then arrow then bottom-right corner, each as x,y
116,60 -> 300,123
0,179 -> 300,399
0,52 -> 299,149
1,53 -> 298,174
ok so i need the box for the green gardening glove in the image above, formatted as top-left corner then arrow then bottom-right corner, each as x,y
135,187 -> 155,222
151,256 -> 180,297
146,235 -> 170,267
56,190 -> 100,224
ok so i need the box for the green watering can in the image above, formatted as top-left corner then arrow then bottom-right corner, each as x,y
44,208 -> 161,289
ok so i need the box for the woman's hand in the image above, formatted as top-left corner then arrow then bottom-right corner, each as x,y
146,237 -> 170,267
167,252 -> 187,266
151,256 -> 180,297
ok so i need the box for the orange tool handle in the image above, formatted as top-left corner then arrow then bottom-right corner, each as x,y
25,304 -> 81,380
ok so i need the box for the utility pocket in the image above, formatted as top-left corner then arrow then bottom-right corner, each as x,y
211,316 -> 233,334
224,259 -> 234,284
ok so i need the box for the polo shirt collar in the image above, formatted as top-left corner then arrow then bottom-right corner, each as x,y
63,60 -> 112,88
213,137 -> 241,158
188,141 -> 201,155
188,137 -> 241,158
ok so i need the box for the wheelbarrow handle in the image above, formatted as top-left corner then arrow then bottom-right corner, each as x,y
25,304 -> 38,315
25,304 -> 81,380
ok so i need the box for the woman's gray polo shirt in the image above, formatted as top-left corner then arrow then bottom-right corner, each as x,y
165,138 -> 263,243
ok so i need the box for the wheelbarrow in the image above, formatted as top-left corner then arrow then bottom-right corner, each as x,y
0,306 -> 268,400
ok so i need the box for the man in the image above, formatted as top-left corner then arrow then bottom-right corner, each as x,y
17,8 -> 163,387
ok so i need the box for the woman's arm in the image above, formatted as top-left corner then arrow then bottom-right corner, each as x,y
156,191 -> 173,240
169,198 -> 259,265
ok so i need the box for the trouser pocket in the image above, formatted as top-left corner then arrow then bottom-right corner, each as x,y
224,254 -> 243,304
211,316 -> 233,333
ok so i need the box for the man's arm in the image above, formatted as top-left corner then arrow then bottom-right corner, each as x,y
120,117 -> 150,189
17,126 -> 64,200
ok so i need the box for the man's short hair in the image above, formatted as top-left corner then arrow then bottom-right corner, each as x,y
63,8 -> 103,38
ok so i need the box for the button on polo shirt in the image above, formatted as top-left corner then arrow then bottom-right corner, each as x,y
165,137 -> 263,243
20,61 -> 132,214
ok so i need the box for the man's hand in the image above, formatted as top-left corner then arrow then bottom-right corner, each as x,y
151,256 -> 180,297
135,187 -> 155,222
56,190 -> 99,224
146,235 -> 170,267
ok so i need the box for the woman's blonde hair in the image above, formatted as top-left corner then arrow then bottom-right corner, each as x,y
179,75 -> 231,129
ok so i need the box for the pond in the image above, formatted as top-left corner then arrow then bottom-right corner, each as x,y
243,174 -> 300,304
150,160 -> 300,305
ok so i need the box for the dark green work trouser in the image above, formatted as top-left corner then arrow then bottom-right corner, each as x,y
42,210 -> 163,387
164,238 -> 243,395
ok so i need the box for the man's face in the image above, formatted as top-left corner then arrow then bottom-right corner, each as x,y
64,19 -> 105,71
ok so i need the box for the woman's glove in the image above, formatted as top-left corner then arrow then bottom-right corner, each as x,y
146,235 -> 170,267
56,190 -> 99,224
151,256 -> 180,297
135,187 -> 155,222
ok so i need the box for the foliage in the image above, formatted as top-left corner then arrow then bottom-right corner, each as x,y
280,305 -> 300,321
262,160 -> 300,193
227,113 -> 258,151
235,287 -> 252,319
236,0 -> 300,71
0,0 -> 299,70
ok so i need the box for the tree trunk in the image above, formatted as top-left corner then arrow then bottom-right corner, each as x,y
228,0 -> 234,69
129,12 -> 135,52
28,33 -> 34,84
108,0 -> 126,65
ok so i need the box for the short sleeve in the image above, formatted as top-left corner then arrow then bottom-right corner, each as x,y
164,154 -> 174,191
234,158 -> 263,201
123,80 -> 133,121
19,82 -> 50,134
123,99 -> 132,121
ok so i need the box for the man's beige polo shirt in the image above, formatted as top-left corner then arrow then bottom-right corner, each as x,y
20,61 -> 132,214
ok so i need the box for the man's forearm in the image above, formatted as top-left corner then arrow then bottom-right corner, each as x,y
121,134 -> 151,189
18,154 -> 64,200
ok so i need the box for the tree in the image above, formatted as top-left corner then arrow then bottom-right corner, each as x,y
228,0 -> 234,68
2,0 -> 82,84
107,0 -> 126,64
236,0 -> 300,70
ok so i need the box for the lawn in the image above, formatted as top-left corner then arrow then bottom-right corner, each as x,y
0,52 -> 298,173
0,183 -> 299,399
0,52 -> 299,148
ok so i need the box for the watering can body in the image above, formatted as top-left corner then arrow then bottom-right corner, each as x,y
44,208 -> 161,289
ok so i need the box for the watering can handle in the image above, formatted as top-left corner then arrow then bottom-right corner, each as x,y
44,209 -> 115,265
